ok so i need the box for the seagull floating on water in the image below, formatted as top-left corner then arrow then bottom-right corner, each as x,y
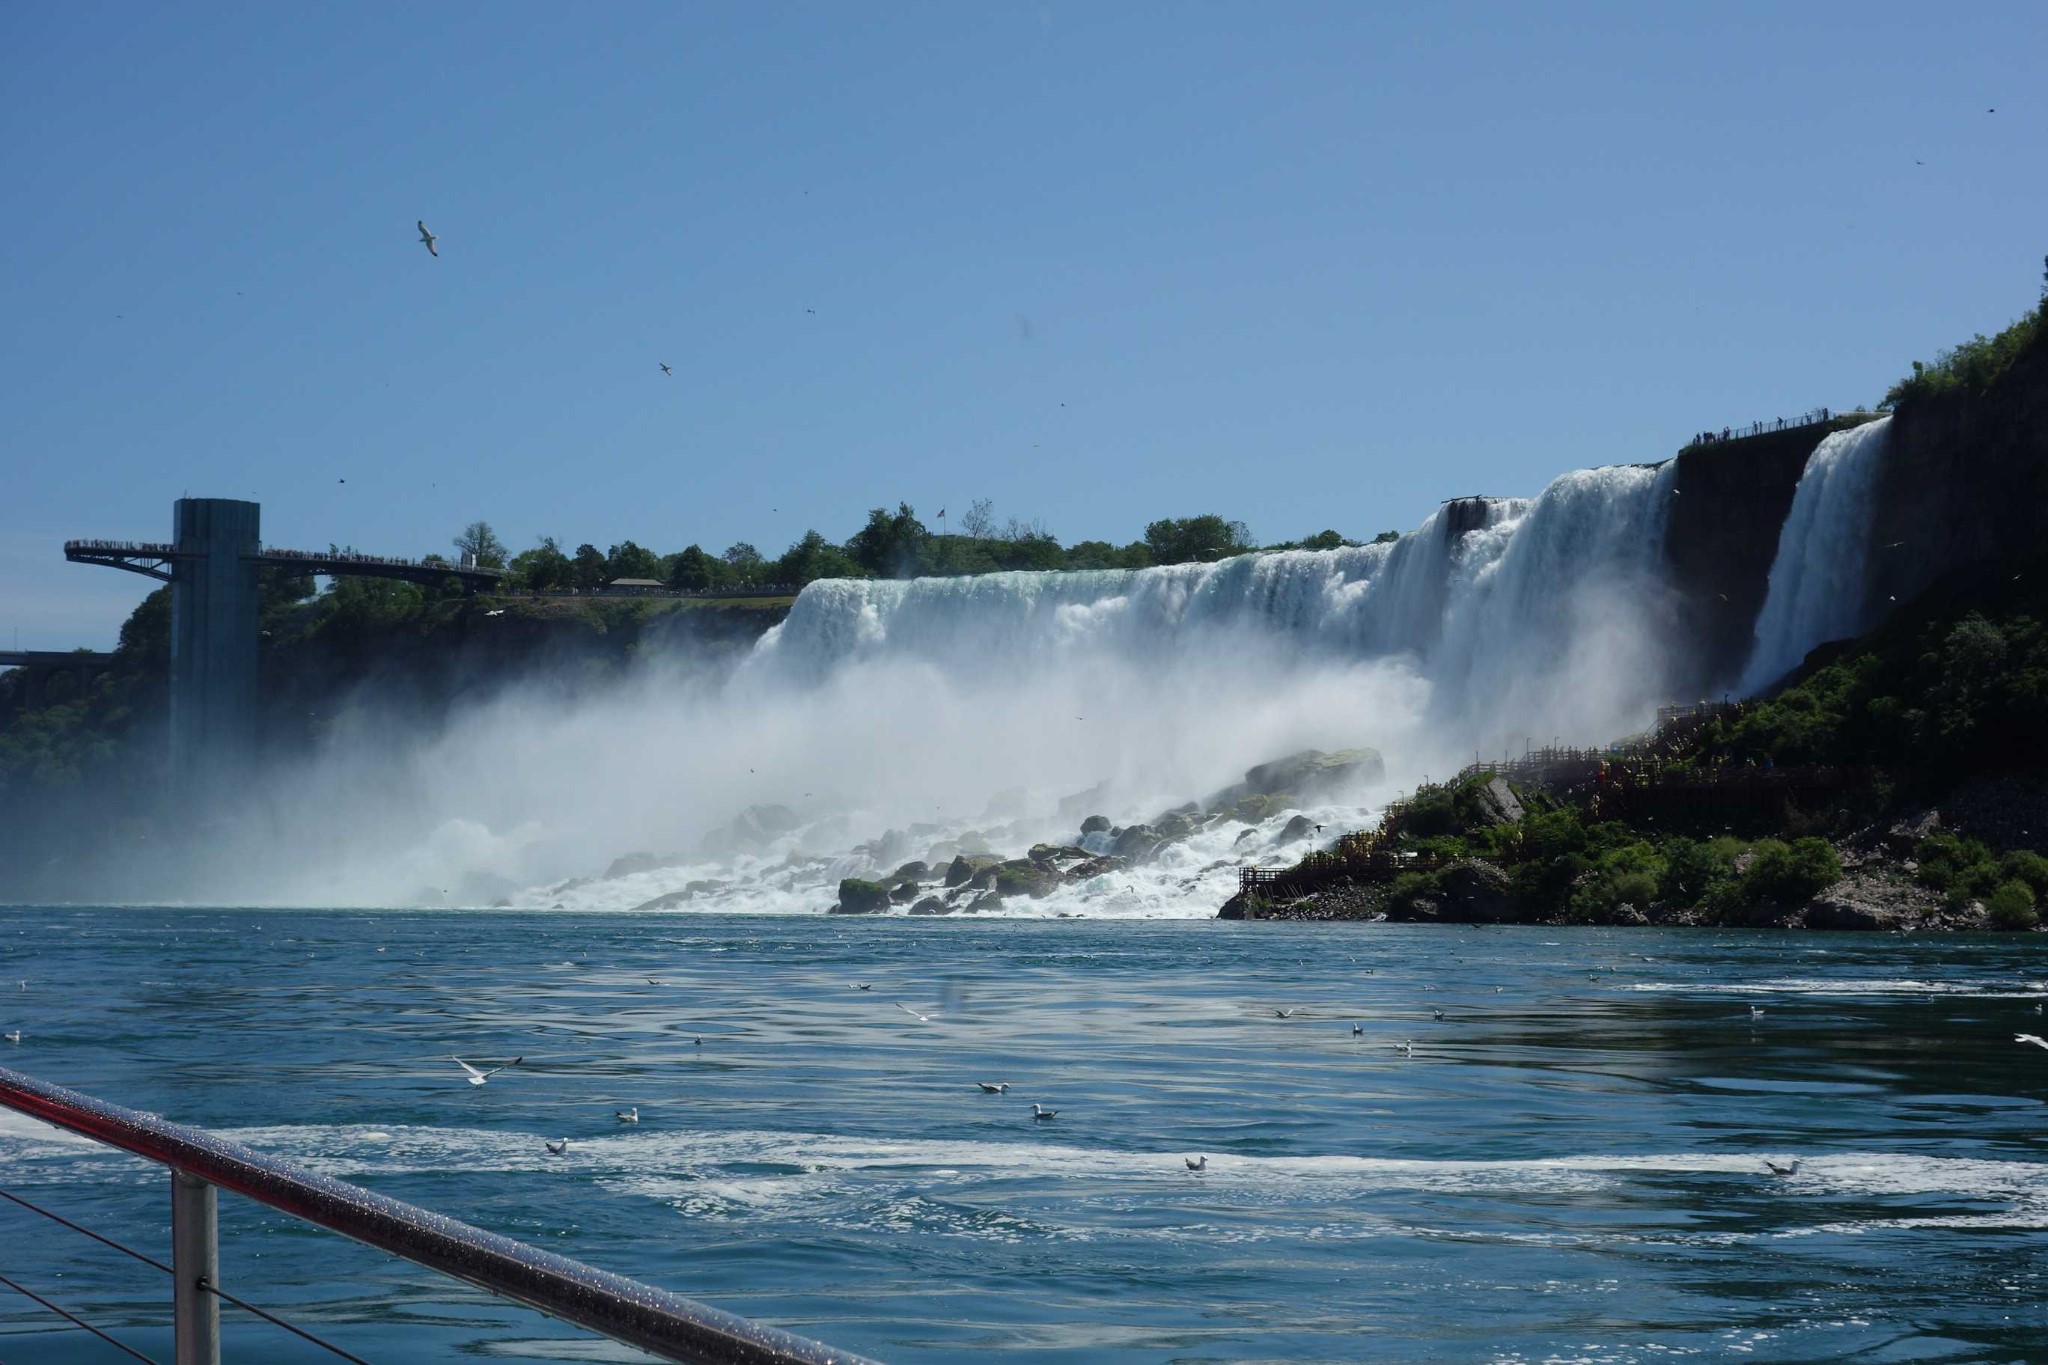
616,1107 -> 640,1123
1185,1155 -> 1206,1171
1750,1005 -> 1765,1020
1031,1104 -> 1058,1120
545,1138 -> 568,1156
453,1055 -> 521,1087
850,983 -> 872,991
1431,1007 -> 1446,1021
977,1082 -> 1009,1094
417,220 -> 438,257
1764,1159 -> 1800,1176
1351,1023 -> 1364,1035
3,1031 -> 20,1044
2016,1033 -> 2048,1050
1395,1040 -> 1414,1056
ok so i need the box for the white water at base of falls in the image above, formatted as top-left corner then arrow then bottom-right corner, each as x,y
1740,417 -> 1893,694
184,458 -> 1698,915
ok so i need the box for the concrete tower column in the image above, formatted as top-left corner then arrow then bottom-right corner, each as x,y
168,498 -> 261,809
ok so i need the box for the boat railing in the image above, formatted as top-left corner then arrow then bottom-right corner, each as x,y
0,1064 -> 876,1365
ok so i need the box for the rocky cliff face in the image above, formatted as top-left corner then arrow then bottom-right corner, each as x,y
1661,424 -> 1838,695
1867,334 -> 2048,615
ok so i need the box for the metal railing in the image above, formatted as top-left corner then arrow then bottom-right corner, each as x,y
0,1065 -> 877,1365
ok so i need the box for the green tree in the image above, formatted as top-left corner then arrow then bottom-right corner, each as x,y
775,530 -> 864,587
570,543 -> 608,591
723,543 -> 765,585
1297,530 -> 1351,551
606,540 -> 663,582
453,521 -> 508,569
1143,515 -> 1254,565
665,544 -> 722,591
508,536 -> 571,592
846,503 -> 930,578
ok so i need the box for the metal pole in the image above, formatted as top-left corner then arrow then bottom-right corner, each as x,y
171,1169 -> 219,1365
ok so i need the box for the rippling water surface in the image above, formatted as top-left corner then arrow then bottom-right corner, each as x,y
0,910 -> 2043,1363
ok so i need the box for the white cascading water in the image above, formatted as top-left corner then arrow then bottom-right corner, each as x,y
1740,417 -> 1893,693
198,457 -> 1699,914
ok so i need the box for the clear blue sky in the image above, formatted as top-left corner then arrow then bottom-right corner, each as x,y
3,1 -> 2042,647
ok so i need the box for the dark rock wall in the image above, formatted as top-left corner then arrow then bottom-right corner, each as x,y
1867,336 -> 2048,614
1660,425 -> 1834,695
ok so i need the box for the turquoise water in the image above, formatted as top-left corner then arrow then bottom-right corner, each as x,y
0,910 -> 2043,1363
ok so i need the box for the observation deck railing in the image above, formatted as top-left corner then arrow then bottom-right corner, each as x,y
0,1064 -> 876,1365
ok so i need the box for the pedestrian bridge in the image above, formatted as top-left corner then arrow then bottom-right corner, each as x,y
64,539 -> 505,590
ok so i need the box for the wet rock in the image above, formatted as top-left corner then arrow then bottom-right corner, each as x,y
1278,814 -> 1317,846
1234,828 -> 1259,845
890,880 -> 919,903
1804,898 -> 1893,930
1029,843 -> 1090,864
1080,815 -> 1112,835
893,860 -> 931,882
909,896 -> 950,916
604,851 -> 671,880
1111,824 -> 1162,861
1154,813 -> 1197,843
833,878 -> 891,914
945,853 -> 1003,887
1243,748 -> 1385,798
995,860 -> 1061,899
699,804 -> 801,856
1067,855 -> 1129,881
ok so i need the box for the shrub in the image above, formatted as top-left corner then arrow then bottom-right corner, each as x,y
1660,835 -> 1733,906
1986,879 -> 2040,930
1741,837 -> 1842,907
1998,850 -> 2048,898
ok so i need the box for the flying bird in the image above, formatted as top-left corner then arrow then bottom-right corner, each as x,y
977,1082 -> 1009,1094
1185,1155 -> 1207,1171
616,1107 -> 640,1123
2016,1033 -> 2048,1050
1764,1159 -> 1800,1176
453,1055 -> 521,1087
545,1138 -> 568,1155
1274,1008 -> 1295,1019
417,220 -> 438,257
895,1003 -> 933,1022
660,363 -> 672,376
1031,1104 -> 1058,1120
484,609 -> 505,617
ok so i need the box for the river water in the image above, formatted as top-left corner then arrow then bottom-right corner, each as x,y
0,909 -> 2042,1363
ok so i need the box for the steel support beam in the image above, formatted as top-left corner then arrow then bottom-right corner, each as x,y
171,1169 -> 219,1365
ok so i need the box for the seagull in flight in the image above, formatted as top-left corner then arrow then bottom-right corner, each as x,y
616,1107 -> 640,1123
2016,1033 -> 2048,1050
1031,1104 -> 1058,1120
1185,1155 -> 1206,1171
660,363 -> 672,376
895,1003 -> 934,1022
453,1055 -> 521,1086
484,609 -> 505,617
976,1082 -> 1009,1094
1764,1159 -> 1800,1176
1274,1008 -> 1296,1019
417,220 -> 438,257
545,1138 -> 568,1155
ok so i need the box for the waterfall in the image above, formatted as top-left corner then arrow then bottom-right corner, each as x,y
1740,417 -> 1893,693
754,462 -> 1678,748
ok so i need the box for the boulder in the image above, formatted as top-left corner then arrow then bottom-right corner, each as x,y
944,853 -> 1003,887
1234,828 -> 1259,845
604,851 -> 671,880
1080,815 -> 1112,835
1438,860 -> 1519,923
1243,748 -> 1385,799
995,860 -> 1061,899
1468,777 -> 1525,827
893,860 -> 931,882
908,896 -> 950,916
1154,813 -> 1197,843
1111,824 -> 1162,861
699,804 -> 801,856
1804,897 -> 1896,931
1230,793 -> 1288,824
1066,855 -> 1129,880
1278,814 -> 1317,846
1029,843 -> 1090,864
833,878 -> 891,915
889,880 -> 919,903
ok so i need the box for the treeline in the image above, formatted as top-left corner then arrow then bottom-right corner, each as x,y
454,501 -> 1400,595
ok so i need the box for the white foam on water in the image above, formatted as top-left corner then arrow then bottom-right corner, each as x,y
1628,977 -> 2048,998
